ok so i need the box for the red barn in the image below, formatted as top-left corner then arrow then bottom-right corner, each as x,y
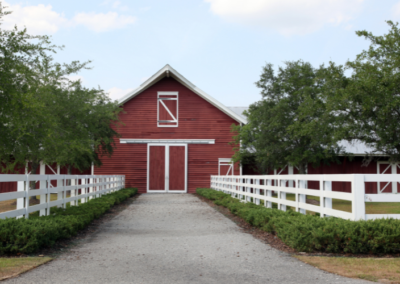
94,65 -> 245,193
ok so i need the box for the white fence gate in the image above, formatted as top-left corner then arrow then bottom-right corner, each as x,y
211,174 -> 400,221
0,174 -> 125,219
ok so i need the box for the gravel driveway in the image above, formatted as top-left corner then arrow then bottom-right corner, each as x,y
6,194 -> 367,284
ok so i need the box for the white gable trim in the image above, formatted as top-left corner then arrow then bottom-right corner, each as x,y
118,65 -> 247,124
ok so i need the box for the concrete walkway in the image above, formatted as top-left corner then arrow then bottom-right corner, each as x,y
7,194 -> 367,284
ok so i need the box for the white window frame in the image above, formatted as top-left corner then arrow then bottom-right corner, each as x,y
218,158 -> 233,176
377,161 -> 399,193
157,92 -> 178,127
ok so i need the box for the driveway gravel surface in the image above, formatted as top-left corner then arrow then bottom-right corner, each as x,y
6,194 -> 367,284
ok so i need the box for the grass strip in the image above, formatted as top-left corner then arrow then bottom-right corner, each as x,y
0,188 -> 137,256
296,256 -> 400,283
0,257 -> 52,280
196,188 -> 400,254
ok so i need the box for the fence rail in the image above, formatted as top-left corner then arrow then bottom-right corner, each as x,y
211,174 -> 400,221
0,174 -> 125,219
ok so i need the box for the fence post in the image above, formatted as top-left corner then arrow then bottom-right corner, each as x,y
81,177 -> 86,204
17,179 -> 24,219
96,177 -> 100,198
57,164 -> 62,207
324,180 -> 332,217
298,179 -> 306,215
70,176 -> 76,206
319,178 -> 324,218
266,179 -> 272,208
352,174 -> 366,221
280,180 -> 286,212
89,175 -> 94,200
246,178 -> 250,203
25,174 -> 30,219
39,162 -> 46,216
255,179 -> 260,205
62,175 -> 66,209
46,175 -> 50,216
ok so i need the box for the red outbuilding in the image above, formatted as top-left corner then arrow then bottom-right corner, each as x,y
94,65 -> 245,193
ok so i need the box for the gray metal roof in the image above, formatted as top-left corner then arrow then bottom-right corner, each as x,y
227,107 -> 248,123
339,140 -> 383,156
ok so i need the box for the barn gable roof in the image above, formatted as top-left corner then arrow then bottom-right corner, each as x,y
118,64 -> 247,124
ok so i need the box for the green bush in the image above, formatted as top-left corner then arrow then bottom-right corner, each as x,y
197,188 -> 400,254
0,188 -> 137,255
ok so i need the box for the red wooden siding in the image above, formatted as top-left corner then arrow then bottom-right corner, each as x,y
169,146 -> 185,190
220,165 -> 232,175
149,146 -> 165,190
95,77 -> 240,193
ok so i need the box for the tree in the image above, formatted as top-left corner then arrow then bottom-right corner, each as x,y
332,21 -> 400,163
0,4 -> 58,172
48,75 -> 122,173
0,5 -> 122,175
232,61 -> 343,174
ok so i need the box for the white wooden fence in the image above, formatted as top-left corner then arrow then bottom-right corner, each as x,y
0,174 -> 125,219
211,174 -> 400,221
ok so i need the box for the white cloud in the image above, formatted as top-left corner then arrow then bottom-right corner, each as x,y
1,1 -> 135,34
101,0 -> 129,11
112,1 -> 129,11
205,0 -> 364,35
393,2 -> 400,17
140,7 -> 151,12
72,12 -> 135,32
107,87 -> 134,101
1,1 -> 67,34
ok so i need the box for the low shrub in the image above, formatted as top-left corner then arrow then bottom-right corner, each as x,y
197,188 -> 400,254
0,188 -> 137,255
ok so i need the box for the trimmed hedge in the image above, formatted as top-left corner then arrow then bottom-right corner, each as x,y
197,188 -> 400,254
0,188 -> 137,255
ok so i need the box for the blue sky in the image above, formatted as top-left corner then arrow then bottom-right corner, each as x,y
2,0 -> 399,107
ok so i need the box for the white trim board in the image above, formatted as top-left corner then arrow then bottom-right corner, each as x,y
118,64 -> 247,124
120,139 -> 215,144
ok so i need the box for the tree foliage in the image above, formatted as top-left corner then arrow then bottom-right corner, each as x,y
232,61 -> 343,174
234,21 -> 400,171
336,21 -> 400,163
0,6 -> 122,173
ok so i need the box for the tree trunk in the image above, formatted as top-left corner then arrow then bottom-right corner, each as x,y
298,163 -> 307,175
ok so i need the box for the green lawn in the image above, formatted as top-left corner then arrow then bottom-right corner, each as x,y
0,257 -> 52,280
296,256 -> 400,283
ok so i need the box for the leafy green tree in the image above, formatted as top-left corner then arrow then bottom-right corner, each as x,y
333,21 -> 400,163
0,5 -> 58,173
232,61 -> 342,174
0,6 -> 122,175
48,76 -> 122,174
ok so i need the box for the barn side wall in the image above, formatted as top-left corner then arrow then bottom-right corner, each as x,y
95,77 -> 240,193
